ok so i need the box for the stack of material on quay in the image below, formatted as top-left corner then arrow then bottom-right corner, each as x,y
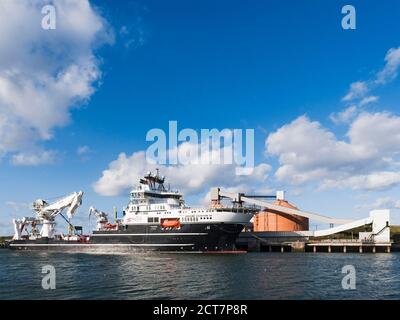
253,199 -> 309,232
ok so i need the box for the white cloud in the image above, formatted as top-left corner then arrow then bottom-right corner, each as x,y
341,47 -> 400,104
330,105 -> 357,124
76,145 -> 91,161
11,150 -> 56,166
348,112 -> 400,155
376,47 -> 400,84
322,172 -> 400,191
0,0 -> 113,164
359,95 -> 379,107
342,81 -> 368,102
355,197 -> 400,211
94,142 -> 271,197
266,112 -> 400,191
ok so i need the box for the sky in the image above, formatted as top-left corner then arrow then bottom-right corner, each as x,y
1,0 -> 400,235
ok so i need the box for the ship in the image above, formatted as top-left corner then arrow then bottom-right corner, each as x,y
6,170 -> 254,252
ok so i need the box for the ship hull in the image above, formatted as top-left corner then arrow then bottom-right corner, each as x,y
7,223 -> 246,252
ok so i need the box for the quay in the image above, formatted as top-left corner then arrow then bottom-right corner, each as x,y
236,231 -> 394,253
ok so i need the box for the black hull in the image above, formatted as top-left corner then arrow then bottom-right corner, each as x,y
7,223 -> 245,252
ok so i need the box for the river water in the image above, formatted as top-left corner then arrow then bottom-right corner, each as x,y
0,250 -> 399,299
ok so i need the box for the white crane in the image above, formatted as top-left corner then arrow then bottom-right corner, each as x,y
88,206 -> 109,230
12,217 -> 40,240
12,191 -> 84,240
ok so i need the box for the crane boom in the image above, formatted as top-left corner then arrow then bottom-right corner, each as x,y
33,191 -> 83,220
89,206 -> 109,230
13,191 -> 84,240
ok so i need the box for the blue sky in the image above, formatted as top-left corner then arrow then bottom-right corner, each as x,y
1,0 -> 400,235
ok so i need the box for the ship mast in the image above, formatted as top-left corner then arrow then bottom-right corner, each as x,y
143,169 -> 166,191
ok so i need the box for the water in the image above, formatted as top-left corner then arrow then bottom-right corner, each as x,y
0,250 -> 399,299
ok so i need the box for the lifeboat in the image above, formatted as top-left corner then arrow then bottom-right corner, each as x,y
161,218 -> 181,228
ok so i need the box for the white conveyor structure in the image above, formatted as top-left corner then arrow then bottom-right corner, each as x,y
210,188 -> 391,243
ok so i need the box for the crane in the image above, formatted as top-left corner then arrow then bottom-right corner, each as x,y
12,191 -> 84,240
210,187 -> 352,225
88,206 -> 109,230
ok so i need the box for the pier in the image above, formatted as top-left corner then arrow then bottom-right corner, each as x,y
307,239 -> 391,253
236,232 -> 393,253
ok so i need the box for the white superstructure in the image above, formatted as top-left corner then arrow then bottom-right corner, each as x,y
120,170 -> 252,228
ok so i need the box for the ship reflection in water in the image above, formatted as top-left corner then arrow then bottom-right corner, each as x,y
0,250 -> 399,299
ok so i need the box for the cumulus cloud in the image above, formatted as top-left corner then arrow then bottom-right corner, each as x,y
94,142 -> 271,197
0,0 -> 113,163
266,112 -> 400,191
348,112 -> 400,155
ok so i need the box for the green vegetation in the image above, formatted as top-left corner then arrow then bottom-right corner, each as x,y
391,225 -> 400,238
391,225 -> 400,233
0,236 -> 11,245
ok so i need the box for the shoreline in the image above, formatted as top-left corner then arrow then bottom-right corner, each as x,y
0,237 -> 11,248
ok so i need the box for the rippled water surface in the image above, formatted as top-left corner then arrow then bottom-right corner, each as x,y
0,250 -> 399,299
